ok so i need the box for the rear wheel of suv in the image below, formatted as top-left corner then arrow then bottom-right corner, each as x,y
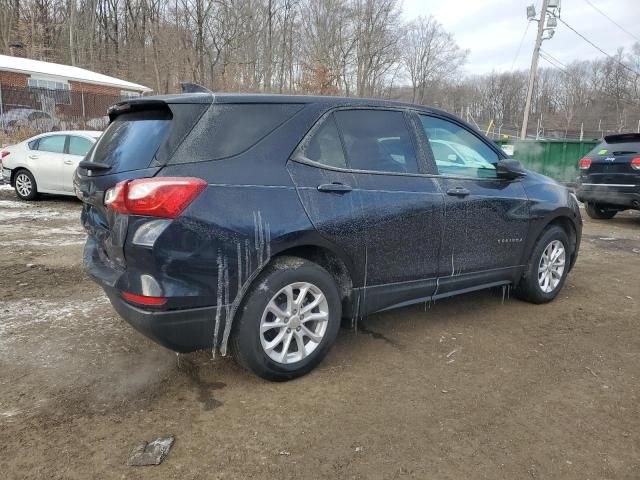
585,202 -> 617,220
230,257 -> 341,381
515,225 -> 570,304
14,170 -> 38,200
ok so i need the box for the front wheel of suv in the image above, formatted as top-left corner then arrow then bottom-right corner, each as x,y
585,202 -> 617,220
230,257 -> 342,381
515,225 -> 571,304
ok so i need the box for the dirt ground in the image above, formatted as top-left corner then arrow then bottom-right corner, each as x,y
0,182 -> 639,480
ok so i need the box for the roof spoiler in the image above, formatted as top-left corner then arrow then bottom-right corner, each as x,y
107,99 -> 169,120
604,133 -> 640,143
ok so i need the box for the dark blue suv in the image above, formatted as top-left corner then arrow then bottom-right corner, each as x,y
75,93 -> 582,381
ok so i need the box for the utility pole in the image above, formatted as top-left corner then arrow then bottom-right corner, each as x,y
520,0 -> 558,140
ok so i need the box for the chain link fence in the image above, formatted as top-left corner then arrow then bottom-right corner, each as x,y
0,85 -> 123,144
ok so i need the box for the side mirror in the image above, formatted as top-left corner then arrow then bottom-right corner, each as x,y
496,158 -> 526,180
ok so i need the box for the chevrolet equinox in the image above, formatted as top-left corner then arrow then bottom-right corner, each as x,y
75,92 -> 582,381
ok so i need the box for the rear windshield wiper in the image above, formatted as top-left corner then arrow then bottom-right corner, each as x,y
78,160 -> 112,171
612,151 -> 637,155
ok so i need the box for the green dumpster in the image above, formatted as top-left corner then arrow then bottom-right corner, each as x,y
497,140 -> 599,184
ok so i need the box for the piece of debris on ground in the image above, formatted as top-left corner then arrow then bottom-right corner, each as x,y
128,436 -> 175,466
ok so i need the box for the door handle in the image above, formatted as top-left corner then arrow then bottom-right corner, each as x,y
446,187 -> 470,197
317,183 -> 352,193
64,160 -> 73,165
28,154 -> 38,159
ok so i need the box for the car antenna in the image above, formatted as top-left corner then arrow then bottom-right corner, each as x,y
180,83 -> 212,94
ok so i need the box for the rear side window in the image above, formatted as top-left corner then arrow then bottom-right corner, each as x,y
36,135 -> 66,154
301,115 -> 347,168
68,136 -> 93,156
170,103 -> 303,163
84,110 -> 171,173
334,110 -> 418,174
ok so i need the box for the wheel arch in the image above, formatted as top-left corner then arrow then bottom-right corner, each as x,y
222,242 -> 355,356
10,166 -> 28,186
522,212 -> 580,274
11,166 -> 36,189
270,245 -> 354,313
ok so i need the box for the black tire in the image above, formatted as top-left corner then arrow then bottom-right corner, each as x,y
13,169 -> 38,201
585,202 -> 617,220
514,225 -> 571,304
230,256 -> 342,381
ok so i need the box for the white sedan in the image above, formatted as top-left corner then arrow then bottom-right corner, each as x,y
1,130 -> 102,200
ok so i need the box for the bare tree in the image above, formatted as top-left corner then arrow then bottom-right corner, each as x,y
402,15 -> 467,104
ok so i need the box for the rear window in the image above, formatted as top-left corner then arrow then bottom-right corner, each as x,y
84,110 -> 171,173
170,103 -> 303,164
588,141 -> 640,156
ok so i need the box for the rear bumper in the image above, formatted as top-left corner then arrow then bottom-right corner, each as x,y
576,184 -> 640,209
84,237 -> 224,353
103,286 -> 220,352
2,167 -> 11,184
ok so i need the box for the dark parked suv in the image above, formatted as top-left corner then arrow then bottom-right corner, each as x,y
576,133 -> 640,219
75,93 -> 582,380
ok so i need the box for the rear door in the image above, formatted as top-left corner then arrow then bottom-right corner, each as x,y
63,135 -> 94,191
418,114 -> 529,295
30,134 -> 66,191
288,108 -> 444,314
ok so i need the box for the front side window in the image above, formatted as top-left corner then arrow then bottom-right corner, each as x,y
420,115 -> 498,178
300,115 -> 347,168
68,136 -> 93,156
334,110 -> 418,174
36,135 -> 66,154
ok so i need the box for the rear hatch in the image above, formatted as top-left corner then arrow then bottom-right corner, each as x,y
74,95 -> 211,272
579,133 -> 640,186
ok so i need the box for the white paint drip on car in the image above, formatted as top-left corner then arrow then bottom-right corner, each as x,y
215,210 -> 272,357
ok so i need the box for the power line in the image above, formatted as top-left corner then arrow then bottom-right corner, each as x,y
538,50 -> 640,108
555,16 -> 640,77
540,48 -> 567,69
510,20 -> 532,71
510,1 -> 542,72
539,51 -> 567,72
582,0 -> 640,43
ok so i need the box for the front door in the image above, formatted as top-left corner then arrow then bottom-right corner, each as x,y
288,109 -> 444,314
418,114 -> 529,295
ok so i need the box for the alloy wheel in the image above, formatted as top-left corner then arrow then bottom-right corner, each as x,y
538,240 -> 566,293
15,173 -> 32,198
260,282 -> 329,364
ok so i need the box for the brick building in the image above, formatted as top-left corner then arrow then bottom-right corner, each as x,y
0,54 -> 151,130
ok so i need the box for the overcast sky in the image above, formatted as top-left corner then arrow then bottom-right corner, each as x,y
402,0 -> 640,74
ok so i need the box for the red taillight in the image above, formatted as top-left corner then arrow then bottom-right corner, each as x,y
105,177 -> 207,218
121,291 -> 167,306
631,157 -> 640,170
1,151 -> 9,159
579,158 -> 592,170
